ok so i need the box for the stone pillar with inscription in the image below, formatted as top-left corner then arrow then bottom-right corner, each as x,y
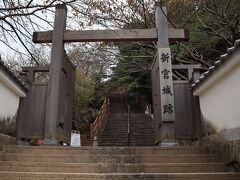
155,5 -> 176,146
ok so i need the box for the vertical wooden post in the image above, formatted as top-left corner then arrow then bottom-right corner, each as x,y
44,4 -> 67,145
188,68 -> 194,80
26,70 -> 34,83
192,70 -> 202,141
155,5 -> 176,145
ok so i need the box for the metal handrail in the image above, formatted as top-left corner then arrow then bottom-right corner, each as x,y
127,104 -> 130,146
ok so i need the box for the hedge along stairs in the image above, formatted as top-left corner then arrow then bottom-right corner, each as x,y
0,145 -> 240,179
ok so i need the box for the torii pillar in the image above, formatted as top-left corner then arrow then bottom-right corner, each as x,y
44,4 -> 67,145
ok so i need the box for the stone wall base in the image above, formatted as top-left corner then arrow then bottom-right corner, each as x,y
205,140 -> 240,163
0,133 -> 16,150
202,127 -> 240,164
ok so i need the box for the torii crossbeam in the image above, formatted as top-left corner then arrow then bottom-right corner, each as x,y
32,4 -> 189,145
33,28 -> 188,43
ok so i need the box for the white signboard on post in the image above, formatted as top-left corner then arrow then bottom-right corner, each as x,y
70,132 -> 81,147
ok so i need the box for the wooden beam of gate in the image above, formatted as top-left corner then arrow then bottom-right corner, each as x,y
33,28 -> 189,43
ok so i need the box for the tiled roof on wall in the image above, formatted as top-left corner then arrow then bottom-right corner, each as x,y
0,60 -> 27,92
191,39 -> 240,90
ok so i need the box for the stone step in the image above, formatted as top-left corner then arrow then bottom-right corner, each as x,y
100,132 -> 153,136
106,119 -> 151,121
101,129 -> 153,132
99,138 -> 154,141
97,141 -> 128,143
1,145 -> 240,179
98,143 -> 154,147
3,146 -> 209,154
105,121 -> 152,123
107,122 -> 152,124
99,136 -> 154,139
128,142 -> 155,145
104,127 -> 152,128
129,141 -> 155,144
100,134 -> 154,137
129,135 -> 154,137
101,130 -> 153,134
101,130 -> 154,132
98,140 -> 154,144
99,144 -> 129,146
0,161 -> 227,173
103,126 -> 153,129
99,110 -> 154,146
100,130 -> 128,133
129,125 -> 154,127
129,133 -> 154,135
104,124 -> 152,126
104,124 -> 153,126
0,153 -> 220,163
99,138 -> 154,142
98,139 -> 128,142
107,119 -> 152,121
0,172 -> 239,180
98,138 -> 128,141
99,135 -> 128,137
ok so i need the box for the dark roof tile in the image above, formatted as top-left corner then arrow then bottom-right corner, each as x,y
192,39 -> 240,90
0,60 -> 27,92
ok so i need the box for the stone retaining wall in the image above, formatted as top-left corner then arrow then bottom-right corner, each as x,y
0,116 -> 16,137
202,127 -> 240,163
0,133 -> 16,150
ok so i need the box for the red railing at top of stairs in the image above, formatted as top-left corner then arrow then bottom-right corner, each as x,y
90,97 -> 110,145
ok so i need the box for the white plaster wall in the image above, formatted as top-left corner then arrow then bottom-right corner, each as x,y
199,63 -> 240,131
0,79 -> 20,119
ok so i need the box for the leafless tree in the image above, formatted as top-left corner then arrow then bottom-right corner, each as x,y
1,0 -> 239,72
0,0 -> 78,65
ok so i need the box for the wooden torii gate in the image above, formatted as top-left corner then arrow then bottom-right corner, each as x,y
33,4 -> 189,145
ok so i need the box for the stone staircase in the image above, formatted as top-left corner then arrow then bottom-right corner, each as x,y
0,145 -> 239,179
98,94 -> 154,146
99,114 -> 154,146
